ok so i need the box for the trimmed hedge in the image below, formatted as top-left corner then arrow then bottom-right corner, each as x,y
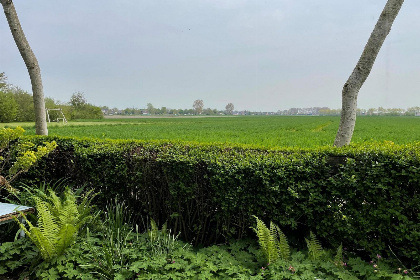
13,136 -> 420,266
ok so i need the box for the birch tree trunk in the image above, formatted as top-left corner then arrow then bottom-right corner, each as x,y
334,0 -> 404,147
1,0 -> 48,135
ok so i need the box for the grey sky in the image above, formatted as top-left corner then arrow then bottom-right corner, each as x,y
1,0 -> 419,111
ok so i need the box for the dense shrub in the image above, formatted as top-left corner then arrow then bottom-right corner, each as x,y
13,136 -> 420,266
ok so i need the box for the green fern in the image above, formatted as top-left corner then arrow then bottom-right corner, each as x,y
252,216 -> 290,264
14,188 -> 94,261
148,218 -> 158,242
334,244 -> 344,266
148,219 -> 169,242
274,223 -> 290,261
147,218 -> 181,258
305,231 -> 324,261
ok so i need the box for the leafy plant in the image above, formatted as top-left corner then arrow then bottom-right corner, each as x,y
1,228 -> 416,279
147,218 -> 182,258
252,215 -> 290,264
82,199 -> 135,279
334,244 -> 344,267
305,231 -> 325,261
0,238 -> 37,277
14,188 -> 95,261
0,126 -> 56,194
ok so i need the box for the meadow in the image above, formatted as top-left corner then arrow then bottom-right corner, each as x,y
5,115 -> 420,148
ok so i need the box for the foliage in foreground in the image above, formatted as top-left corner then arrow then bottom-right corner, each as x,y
0,232 -> 416,280
14,187 -> 96,261
0,200 -> 416,279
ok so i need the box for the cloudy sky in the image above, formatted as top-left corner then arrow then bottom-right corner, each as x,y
1,0 -> 419,112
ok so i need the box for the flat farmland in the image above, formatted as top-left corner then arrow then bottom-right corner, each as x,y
8,116 -> 420,148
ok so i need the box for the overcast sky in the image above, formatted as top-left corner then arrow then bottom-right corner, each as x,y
1,0 -> 419,112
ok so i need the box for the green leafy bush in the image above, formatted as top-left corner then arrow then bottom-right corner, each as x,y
0,126 -> 56,194
12,136 -> 420,266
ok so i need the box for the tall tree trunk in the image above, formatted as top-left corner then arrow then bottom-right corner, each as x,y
334,0 -> 404,147
1,0 -> 48,135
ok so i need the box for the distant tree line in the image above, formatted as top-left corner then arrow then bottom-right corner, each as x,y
102,100 -> 236,116
102,102 -> 420,118
318,107 -> 420,116
278,106 -> 420,116
0,72 -> 102,123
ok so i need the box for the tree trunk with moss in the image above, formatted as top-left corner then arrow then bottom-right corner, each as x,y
334,0 -> 404,147
1,0 -> 48,135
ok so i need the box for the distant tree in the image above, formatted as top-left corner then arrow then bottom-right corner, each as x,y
377,106 -> 386,115
70,104 -> 102,120
124,108 -> 135,115
147,103 -> 156,115
68,92 -> 102,120
11,86 -> 34,121
334,0 -> 404,147
1,0 -> 48,135
70,91 -> 87,108
0,72 -> 7,89
44,97 -> 57,109
193,99 -> 204,115
225,103 -> 234,115
366,108 -> 376,116
0,91 -> 18,122
406,107 -> 420,116
202,108 -> 213,115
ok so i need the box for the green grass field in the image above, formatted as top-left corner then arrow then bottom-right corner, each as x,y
3,115 -> 420,148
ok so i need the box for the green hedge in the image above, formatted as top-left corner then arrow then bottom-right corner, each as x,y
14,136 -> 420,266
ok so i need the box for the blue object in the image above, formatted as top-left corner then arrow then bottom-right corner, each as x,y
0,203 -> 35,238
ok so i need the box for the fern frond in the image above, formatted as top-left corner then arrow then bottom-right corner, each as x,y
56,223 -> 78,256
253,216 -> 287,264
13,187 -> 93,261
305,231 -> 324,261
161,222 -> 168,236
274,224 -> 290,260
334,244 -> 344,266
149,218 -> 159,242
33,197 -> 59,242
252,216 -> 269,261
59,190 -> 80,226
268,221 -> 279,263
77,215 -> 93,231
47,189 -> 63,218
77,189 -> 97,220
30,227 -> 57,259
15,213 -> 57,260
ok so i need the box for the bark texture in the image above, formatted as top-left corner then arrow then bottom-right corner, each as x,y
334,0 -> 404,147
1,0 -> 48,135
